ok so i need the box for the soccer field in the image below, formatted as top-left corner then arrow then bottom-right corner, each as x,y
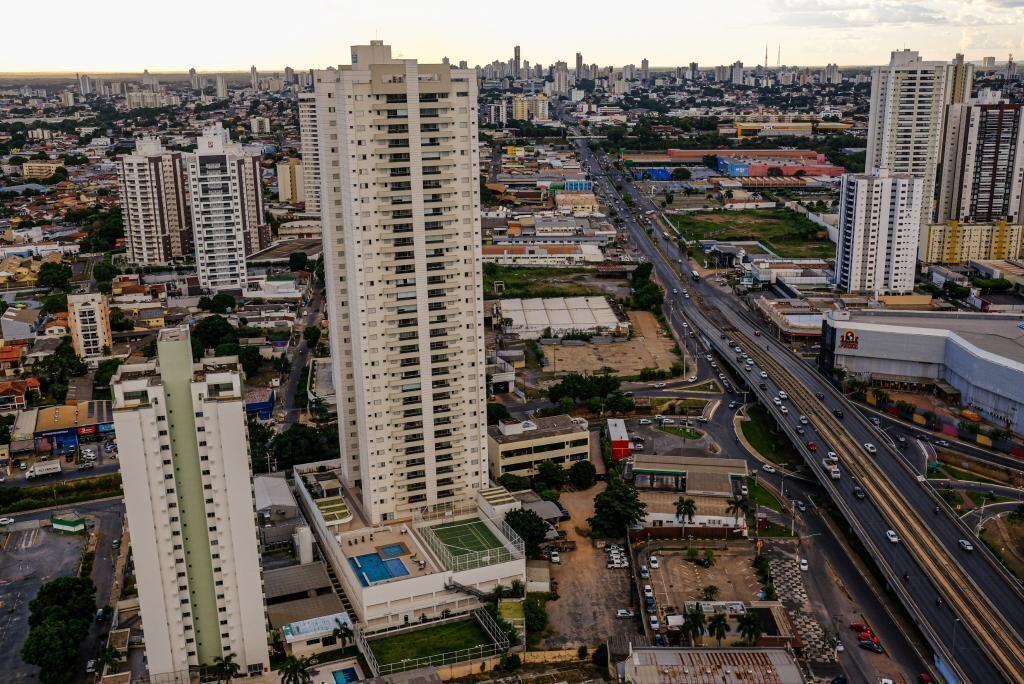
430,518 -> 504,557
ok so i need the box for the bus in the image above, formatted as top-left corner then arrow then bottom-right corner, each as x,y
690,271 -> 701,282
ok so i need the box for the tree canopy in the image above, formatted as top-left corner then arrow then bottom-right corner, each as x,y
36,262 -> 72,292
589,475 -> 646,537
22,577 -> 96,684
504,507 -> 548,559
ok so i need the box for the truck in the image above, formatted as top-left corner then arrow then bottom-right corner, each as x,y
26,461 -> 62,479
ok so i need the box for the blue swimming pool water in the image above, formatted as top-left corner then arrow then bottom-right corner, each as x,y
349,553 -> 409,586
379,543 -> 405,558
332,667 -> 358,684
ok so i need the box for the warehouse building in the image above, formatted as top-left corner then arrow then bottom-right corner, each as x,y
819,309 -> 1024,435
494,297 -> 629,339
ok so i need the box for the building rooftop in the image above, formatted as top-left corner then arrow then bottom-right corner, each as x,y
263,562 -> 334,600
254,474 -> 298,513
622,646 -> 803,684
488,414 -> 588,444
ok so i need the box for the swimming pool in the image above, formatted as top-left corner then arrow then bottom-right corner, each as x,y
379,543 -> 405,558
332,667 -> 359,684
349,552 -> 409,586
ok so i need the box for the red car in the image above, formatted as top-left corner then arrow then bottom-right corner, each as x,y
807,441 -> 817,452
754,331 -> 762,337
849,621 -> 867,632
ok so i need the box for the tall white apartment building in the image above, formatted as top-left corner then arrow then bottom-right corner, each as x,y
118,137 -> 192,265
553,61 -> 570,95
312,41 -> 488,524
215,75 -> 227,98
297,92 -> 321,214
112,326 -> 268,679
937,90 -> 1024,224
68,292 -> 112,360
866,50 -> 973,256
836,170 -> 923,295
186,124 -> 267,291
250,116 -> 271,135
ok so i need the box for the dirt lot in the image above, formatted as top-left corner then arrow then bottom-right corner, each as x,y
542,486 -> 641,648
642,543 -> 762,614
546,311 -> 683,375
982,514 -> 1024,581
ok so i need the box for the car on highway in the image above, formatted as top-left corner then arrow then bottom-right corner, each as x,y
870,417 -> 881,426
795,426 -> 805,435
758,382 -> 767,389
687,375 -> 697,382
616,609 -> 635,619
0,517 -> 15,526
885,529 -> 900,543
662,417 -> 675,424
672,289 -> 678,295
760,371 -> 768,378
639,564 -> 650,579
852,485 -> 866,500
638,418 -> 652,425
772,397 -> 782,406
815,392 -> 825,399
705,354 -> 713,361
643,584 -> 654,599
761,465 -> 776,474
863,443 -> 877,454
934,439 -> 951,447
653,382 -> 666,388
796,501 -> 807,512
799,415 -> 808,424
778,391 -> 788,400
754,331 -> 762,337
649,556 -> 659,569
780,406 -> 789,415
718,373 -> 726,380
833,408 -> 845,418
958,539 -> 975,551
858,640 -> 883,654
799,558 -> 808,571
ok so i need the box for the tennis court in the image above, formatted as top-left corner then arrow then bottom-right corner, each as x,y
429,518 -> 505,559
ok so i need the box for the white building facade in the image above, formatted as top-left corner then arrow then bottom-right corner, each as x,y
836,171 -> 923,295
68,292 -> 112,360
118,137 -> 192,265
298,92 -> 322,214
312,42 -> 488,524
112,327 -> 268,679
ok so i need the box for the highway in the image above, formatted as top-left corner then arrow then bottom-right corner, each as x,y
572,134 -> 1024,683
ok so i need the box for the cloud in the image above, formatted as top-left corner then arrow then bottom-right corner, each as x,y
769,0 -> 947,28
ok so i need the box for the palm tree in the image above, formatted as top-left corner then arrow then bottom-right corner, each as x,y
675,497 -> 696,524
331,620 -> 353,650
684,606 -> 706,646
736,611 -> 764,646
279,655 -> 315,684
702,584 -> 720,601
708,612 -> 729,647
726,495 -> 746,528
95,647 -> 123,676
213,653 -> 241,683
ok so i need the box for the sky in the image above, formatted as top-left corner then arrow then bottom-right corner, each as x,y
6,0 -> 1024,72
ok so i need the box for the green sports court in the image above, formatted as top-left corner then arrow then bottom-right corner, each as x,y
429,517 -> 505,558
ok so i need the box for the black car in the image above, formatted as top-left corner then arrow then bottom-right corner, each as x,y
832,408 -> 844,418
852,486 -> 866,500
815,392 -> 825,399
858,640 -> 883,654
758,382 -> 767,390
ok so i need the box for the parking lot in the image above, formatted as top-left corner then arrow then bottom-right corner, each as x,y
542,487 -> 641,648
642,543 -> 762,616
0,525 -> 87,682
4,438 -> 118,488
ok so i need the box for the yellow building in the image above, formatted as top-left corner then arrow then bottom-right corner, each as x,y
924,221 -> 1024,264
487,415 -> 590,478
511,94 -> 529,121
21,161 -> 65,179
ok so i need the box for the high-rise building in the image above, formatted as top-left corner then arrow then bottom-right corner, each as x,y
511,94 -> 529,121
983,56 -> 997,69
276,157 -> 305,204
60,91 -> 75,107
836,170 -> 923,295
937,90 -> 1024,224
118,137 -> 192,265
68,292 -> 112,360
189,67 -> 200,91
297,92 -> 321,214
513,45 -> 521,79
823,63 -> 841,84
215,75 -> 227,98
689,62 -> 699,80
77,74 -> 93,96
530,94 -> 550,121
575,52 -> 584,82
112,326 -> 268,679
312,41 -> 488,524
284,66 -> 296,84
250,65 -> 258,91
186,124 -> 267,291
866,50 -> 973,256
923,221 -> 1024,264
553,61 -> 570,95
730,61 -> 744,85
250,116 -> 271,134
640,58 -> 649,83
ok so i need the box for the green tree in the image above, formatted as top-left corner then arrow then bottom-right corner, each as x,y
192,315 -> 237,357
675,496 -> 696,524
504,507 -> 548,559
330,619 -> 353,649
671,167 -> 691,181
255,423 -> 341,474
736,611 -> 764,645
289,252 -> 309,271
523,596 -> 548,633
198,292 -> 236,314
94,358 -> 123,389
248,418 -> 274,473
303,325 -> 321,347
534,459 -> 567,491
703,548 -> 715,566
487,402 -> 511,426
36,262 -> 72,292
497,473 -> 530,491
589,475 -> 647,537
278,655 -> 314,684
702,584 -> 720,601
21,618 -> 83,684
708,612 -> 729,647
568,460 -> 596,489
238,346 -> 263,375
726,495 -> 746,527
39,294 -> 67,316
94,647 -> 123,676
33,337 -> 87,401
684,605 -> 705,646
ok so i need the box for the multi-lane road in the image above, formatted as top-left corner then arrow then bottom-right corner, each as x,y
572,133 -> 1024,682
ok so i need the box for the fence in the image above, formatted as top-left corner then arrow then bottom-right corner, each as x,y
413,504 -> 525,573
357,609 -> 510,677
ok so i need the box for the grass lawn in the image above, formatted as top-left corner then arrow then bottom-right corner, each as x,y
967,491 -> 1011,507
658,425 -> 704,440
369,619 -> 493,667
749,481 -> 783,512
482,265 -> 603,299
941,464 -> 1003,485
741,405 -> 801,470
756,519 -> 795,538
668,208 -> 834,258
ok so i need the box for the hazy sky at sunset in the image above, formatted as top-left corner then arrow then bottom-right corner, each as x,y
6,0 -> 1024,72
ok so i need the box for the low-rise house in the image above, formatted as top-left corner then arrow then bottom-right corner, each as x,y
1,307 -> 41,341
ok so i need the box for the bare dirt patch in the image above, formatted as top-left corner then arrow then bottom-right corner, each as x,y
546,311 -> 681,376
981,515 -> 1024,582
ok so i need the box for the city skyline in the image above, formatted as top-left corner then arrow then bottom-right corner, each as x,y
7,0 -> 1024,72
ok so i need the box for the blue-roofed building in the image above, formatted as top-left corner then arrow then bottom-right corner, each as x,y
245,387 -> 276,420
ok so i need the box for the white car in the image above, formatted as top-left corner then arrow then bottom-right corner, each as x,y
616,609 -> 635,619
638,418 -> 652,425
885,530 -> 900,544
863,443 -> 877,454
705,354 -> 713,361
662,418 -> 676,424
799,415 -> 808,424
688,376 -> 698,382
643,584 -> 654,598
649,556 -> 659,569
760,371 -> 768,378
958,539 -> 974,552
799,558 -> 808,571
550,551 -> 561,564
718,373 -> 726,380
653,382 -> 666,389
778,391 -> 788,400
779,406 -> 789,415
772,397 -> 782,406
649,615 -> 660,630
762,465 -> 777,474
0,517 -> 14,526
